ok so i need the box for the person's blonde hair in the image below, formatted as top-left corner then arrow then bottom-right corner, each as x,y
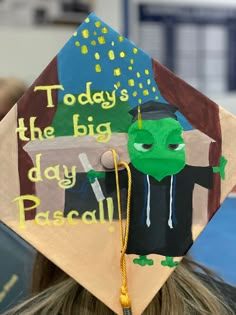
2,253 -> 235,315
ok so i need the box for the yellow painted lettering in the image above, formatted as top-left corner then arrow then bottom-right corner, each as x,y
16,118 -> 29,141
53,211 -> 65,226
120,89 -> 129,101
13,195 -> 40,229
44,126 -> 55,139
96,122 -> 111,143
34,85 -> 64,108
73,114 -> 87,137
82,210 -> 98,224
64,93 -> 76,106
67,210 -> 79,225
44,165 -> 60,181
102,90 -> 116,109
77,82 -> 93,105
59,165 -> 77,189
34,211 -> 51,226
28,153 -> 43,183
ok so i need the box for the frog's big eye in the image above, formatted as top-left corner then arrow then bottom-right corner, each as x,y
134,143 -> 153,152
168,143 -> 185,151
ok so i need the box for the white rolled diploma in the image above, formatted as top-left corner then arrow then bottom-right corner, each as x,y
78,153 -> 105,202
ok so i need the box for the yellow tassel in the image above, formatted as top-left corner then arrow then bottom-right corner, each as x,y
120,286 -> 131,308
138,106 -> 142,129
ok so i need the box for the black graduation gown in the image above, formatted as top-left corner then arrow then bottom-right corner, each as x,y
106,164 -> 213,257
64,164 -> 213,257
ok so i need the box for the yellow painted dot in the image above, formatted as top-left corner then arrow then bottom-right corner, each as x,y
128,66 -> 132,70
147,79 -> 151,85
130,58 -> 134,64
139,83 -> 143,89
136,72 -> 141,78
101,27 -> 108,34
138,98 -> 142,104
114,68 -> 121,76
95,52 -> 100,60
118,35 -> 124,42
95,21 -> 101,27
133,47 -> 138,54
155,96 -> 159,100
73,31 -> 77,37
82,29 -> 89,38
98,36 -> 106,44
116,81 -> 121,87
95,64 -> 102,72
120,51 -> 126,58
143,89 -> 149,96
145,69 -> 149,75
128,79 -> 135,87
133,91 -> 137,97
91,40 -> 96,46
85,17 -> 90,23
111,41 -> 115,46
93,31 -> 97,35
108,50 -> 115,60
152,87 -> 156,92
75,41 -> 80,47
81,45 -> 88,54
108,226 -> 115,233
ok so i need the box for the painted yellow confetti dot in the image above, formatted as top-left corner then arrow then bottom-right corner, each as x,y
93,31 -> 97,35
114,68 -> 121,76
95,21 -> 101,27
91,40 -> 96,46
139,83 -> 143,89
85,17 -> 90,23
155,96 -> 159,100
118,35 -> 124,42
152,87 -> 156,92
143,90 -> 149,96
98,36 -> 106,44
116,81 -> 121,87
133,91 -> 138,97
73,31 -> 77,37
145,69 -> 149,75
95,64 -> 102,72
111,41 -> 115,46
95,52 -> 100,60
120,51 -> 126,58
75,41 -> 80,47
138,98 -> 142,104
130,58 -> 134,64
82,29 -> 89,38
81,45 -> 88,54
101,27 -> 108,34
147,79 -> 151,85
128,79 -> 135,87
136,72 -> 141,78
133,47 -> 138,54
108,50 -> 115,60
128,66 -> 132,70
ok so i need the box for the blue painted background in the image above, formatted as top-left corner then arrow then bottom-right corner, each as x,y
189,196 -> 236,285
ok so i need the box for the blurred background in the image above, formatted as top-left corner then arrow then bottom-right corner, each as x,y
0,0 -> 236,312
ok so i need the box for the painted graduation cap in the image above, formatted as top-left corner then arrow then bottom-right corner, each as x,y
0,12 -> 236,315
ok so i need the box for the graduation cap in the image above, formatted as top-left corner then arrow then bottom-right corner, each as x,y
129,101 -> 177,123
0,13 -> 236,315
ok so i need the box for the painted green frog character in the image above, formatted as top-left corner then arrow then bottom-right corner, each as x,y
88,101 -> 227,268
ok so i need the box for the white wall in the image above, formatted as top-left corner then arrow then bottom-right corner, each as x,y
0,27 -> 74,85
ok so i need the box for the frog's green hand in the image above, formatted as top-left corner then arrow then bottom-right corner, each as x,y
213,156 -> 227,180
87,169 -> 105,184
